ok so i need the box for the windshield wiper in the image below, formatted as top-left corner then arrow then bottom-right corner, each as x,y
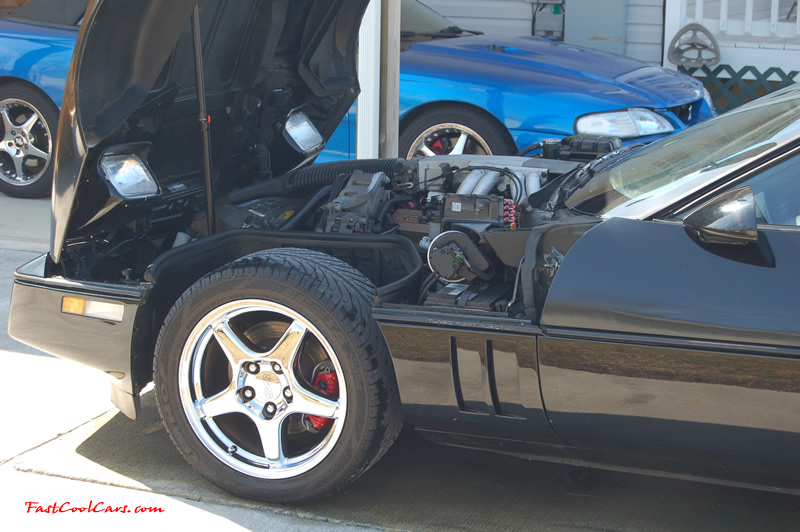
438,25 -> 483,35
563,144 -> 643,194
401,26 -> 483,38
541,143 -> 642,212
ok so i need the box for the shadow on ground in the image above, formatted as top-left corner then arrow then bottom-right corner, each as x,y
17,393 -> 800,531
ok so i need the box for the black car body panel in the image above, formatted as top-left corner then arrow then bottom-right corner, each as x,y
541,216 -> 800,347
8,255 -> 148,417
9,0 -> 800,501
375,308 -> 566,445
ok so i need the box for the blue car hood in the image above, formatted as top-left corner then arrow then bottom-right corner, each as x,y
403,36 -> 704,108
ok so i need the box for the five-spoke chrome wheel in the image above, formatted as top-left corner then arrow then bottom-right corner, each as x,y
405,122 -> 492,158
155,249 -> 402,503
0,98 -> 52,186
398,104 -> 517,160
0,83 -> 59,198
180,299 -> 346,479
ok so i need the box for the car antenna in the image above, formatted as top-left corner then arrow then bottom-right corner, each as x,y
191,4 -> 216,235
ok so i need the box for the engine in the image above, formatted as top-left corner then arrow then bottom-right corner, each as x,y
202,153 -> 581,312
60,136 -> 610,315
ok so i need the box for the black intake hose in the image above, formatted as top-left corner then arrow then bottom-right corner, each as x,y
226,158 -> 406,204
374,194 -> 413,233
280,185 -> 333,231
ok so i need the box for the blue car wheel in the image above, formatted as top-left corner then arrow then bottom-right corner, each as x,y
399,104 -> 517,159
0,82 -> 59,198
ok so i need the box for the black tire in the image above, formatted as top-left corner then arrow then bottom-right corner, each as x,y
154,248 -> 402,503
0,82 -> 59,198
399,104 -> 517,159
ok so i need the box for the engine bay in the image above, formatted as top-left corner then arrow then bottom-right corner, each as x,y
55,145 -> 604,319
47,0 -> 625,322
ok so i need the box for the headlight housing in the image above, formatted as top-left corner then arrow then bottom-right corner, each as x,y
99,153 -> 159,199
283,109 -> 324,157
703,88 -> 716,115
575,108 -> 674,138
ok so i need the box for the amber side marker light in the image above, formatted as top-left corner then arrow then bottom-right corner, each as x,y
61,297 -> 124,323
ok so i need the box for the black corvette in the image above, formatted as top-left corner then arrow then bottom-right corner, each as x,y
8,0 -> 800,503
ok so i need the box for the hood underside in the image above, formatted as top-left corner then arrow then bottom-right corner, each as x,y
52,0 -> 368,261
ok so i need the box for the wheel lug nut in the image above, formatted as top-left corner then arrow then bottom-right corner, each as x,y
238,386 -> 256,402
263,403 -> 277,419
283,387 -> 293,400
244,361 -> 260,374
272,362 -> 282,374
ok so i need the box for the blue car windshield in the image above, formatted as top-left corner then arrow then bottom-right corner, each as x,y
566,86 -> 800,219
402,0 -> 455,34
3,0 -> 87,26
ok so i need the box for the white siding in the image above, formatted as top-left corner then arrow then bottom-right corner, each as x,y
627,0 -> 665,64
423,0 -> 670,65
423,0 -> 533,37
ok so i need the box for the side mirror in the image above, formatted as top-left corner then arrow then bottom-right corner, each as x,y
683,185 -> 758,245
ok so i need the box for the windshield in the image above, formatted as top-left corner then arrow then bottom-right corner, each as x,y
401,0 -> 454,34
2,0 -> 88,26
566,86 -> 800,219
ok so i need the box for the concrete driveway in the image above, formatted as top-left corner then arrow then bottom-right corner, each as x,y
1,196 -> 799,531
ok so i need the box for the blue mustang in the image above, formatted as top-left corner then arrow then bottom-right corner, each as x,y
0,0 -> 712,196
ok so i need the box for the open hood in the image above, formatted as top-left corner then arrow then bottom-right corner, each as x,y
52,0 -> 368,261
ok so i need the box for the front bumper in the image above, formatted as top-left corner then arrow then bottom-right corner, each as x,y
8,254 -> 149,418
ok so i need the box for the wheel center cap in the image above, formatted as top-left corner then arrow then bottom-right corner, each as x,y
256,372 -> 282,401
14,136 -> 25,148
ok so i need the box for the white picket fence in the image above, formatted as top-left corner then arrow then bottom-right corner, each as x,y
664,0 -> 800,71
686,0 -> 798,37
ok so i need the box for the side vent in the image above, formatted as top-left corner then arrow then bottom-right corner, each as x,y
450,336 -> 524,419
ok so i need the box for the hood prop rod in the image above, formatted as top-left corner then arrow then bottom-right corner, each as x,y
192,5 -> 215,235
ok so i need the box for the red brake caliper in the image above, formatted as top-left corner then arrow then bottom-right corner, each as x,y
309,372 -> 338,430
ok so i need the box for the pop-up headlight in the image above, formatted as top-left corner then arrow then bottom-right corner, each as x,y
283,110 -> 324,157
100,153 -> 159,199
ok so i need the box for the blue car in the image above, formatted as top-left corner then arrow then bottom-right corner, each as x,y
0,0 -> 712,196
0,0 -> 80,197
321,0 -> 713,162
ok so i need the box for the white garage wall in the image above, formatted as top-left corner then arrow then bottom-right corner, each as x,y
628,0 -> 665,64
422,0 -> 667,65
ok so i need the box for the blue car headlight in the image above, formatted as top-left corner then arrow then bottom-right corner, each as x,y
575,108 -> 674,138
703,88 -> 717,115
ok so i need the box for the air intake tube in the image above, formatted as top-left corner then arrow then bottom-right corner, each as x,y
226,158 -> 406,203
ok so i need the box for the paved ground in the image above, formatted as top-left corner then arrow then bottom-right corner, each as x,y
0,195 -> 49,253
1,195 -> 799,531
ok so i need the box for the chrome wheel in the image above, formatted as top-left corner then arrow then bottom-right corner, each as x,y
405,122 -> 492,159
0,98 -> 52,188
156,249 -> 402,502
179,298 -> 346,479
